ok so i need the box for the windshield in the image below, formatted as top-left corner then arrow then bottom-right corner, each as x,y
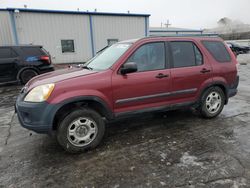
86,43 -> 131,71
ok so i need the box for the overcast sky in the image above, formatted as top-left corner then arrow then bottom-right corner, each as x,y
1,0 -> 250,29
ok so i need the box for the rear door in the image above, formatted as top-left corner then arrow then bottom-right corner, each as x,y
0,47 -> 19,83
169,40 -> 213,103
112,42 -> 172,114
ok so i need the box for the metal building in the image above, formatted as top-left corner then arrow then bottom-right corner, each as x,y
0,8 -> 150,64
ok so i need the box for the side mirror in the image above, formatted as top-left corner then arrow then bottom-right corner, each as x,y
120,62 -> 137,75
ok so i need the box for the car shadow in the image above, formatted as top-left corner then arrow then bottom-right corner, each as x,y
35,108 -> 200,157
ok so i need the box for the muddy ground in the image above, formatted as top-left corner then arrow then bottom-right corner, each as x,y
0,55 -> 250,187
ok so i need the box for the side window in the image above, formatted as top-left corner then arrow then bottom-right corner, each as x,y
126,42 -> 165,72
170,42 -> 203,68
202,41 -> 231,62
0,48 -> 17,59
194,44 -> 203,65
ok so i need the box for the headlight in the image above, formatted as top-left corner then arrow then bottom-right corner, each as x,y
24,84 -> 55,102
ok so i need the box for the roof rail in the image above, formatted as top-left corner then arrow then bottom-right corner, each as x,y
148,33 -> 219,37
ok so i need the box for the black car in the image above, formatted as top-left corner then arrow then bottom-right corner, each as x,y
0,45 -> 54,84
226,42 -> 250,55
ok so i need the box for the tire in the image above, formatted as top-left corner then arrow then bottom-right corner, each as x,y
20,69 -> 38,84
56,108 -> 105,153
199,87 -> 225,118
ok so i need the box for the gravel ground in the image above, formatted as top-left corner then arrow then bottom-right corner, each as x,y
0,55 -> 250,187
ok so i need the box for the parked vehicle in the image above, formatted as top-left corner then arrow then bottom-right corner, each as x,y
16,36 -> 239,153
226,42 -> 250,55
0,45 -> 54,84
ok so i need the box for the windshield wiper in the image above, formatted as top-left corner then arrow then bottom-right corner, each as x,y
96,45 -> 109,54
82,66 -> 93,70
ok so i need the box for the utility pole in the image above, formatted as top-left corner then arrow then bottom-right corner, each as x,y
164,20 -> 171,28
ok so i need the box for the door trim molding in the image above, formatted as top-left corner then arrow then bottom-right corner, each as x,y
115,88 -> 197,104
115,101 -> 196,118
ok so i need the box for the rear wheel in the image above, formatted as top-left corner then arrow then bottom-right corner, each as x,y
20,69 -> 38,84
56,108 -> 105,153
199,87 -> 225,118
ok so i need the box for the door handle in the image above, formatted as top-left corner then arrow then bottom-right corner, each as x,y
155,73 -> 169,79
200,68 -> 211,73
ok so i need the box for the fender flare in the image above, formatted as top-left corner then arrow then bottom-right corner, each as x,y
199,81 -> 229,104
51,96 -> 114,122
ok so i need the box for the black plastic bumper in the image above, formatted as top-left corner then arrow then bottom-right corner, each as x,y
39,65 -> 54,74
15,94 -> 57,134
228,75 -> 239,98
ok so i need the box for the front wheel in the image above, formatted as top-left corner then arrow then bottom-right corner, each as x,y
199,87 -> 225,118
56,108 -> 105,153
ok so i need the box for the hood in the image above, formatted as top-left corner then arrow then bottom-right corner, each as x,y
27,67 -> 98,89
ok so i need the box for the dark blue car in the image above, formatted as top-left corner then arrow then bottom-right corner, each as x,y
0,45 -> 54,84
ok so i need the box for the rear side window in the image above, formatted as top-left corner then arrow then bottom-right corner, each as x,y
21,47 -> 46,57
0,48 -> 17,58
202,41 -> 231,62
170,42 -> 203,68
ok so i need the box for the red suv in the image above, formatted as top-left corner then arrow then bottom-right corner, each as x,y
15,36 -> 239,153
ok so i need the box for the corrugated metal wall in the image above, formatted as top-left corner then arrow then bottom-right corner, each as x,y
15,12 -> 92,63
92,15 -> 145,52
0,10 -> 148,64
0,11 -> 14,45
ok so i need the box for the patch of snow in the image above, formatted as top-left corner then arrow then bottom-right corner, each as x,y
211,178 -> 247,187
160,181 -> 166,186
113,184 -> 120,188
160,153 -> 167,160
178,152 -> 203,167
130,166 -> 135,171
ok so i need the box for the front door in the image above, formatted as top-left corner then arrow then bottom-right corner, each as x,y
0,47 -> 18,83
112,42 -> 172,114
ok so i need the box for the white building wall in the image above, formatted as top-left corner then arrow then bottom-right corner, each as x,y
92,15 -> 146,52
0,11 -> 14,45
15,12 -> 92,63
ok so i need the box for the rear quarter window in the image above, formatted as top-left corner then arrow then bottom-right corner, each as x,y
21,47 -> 46,57
202,41 -> 231,62
0,48 -> 17,58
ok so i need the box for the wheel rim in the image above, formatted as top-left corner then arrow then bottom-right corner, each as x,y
205,91 -> 222,114
67,117 -> 98,147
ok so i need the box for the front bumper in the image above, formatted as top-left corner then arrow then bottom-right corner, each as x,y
15,94 -> 57,134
